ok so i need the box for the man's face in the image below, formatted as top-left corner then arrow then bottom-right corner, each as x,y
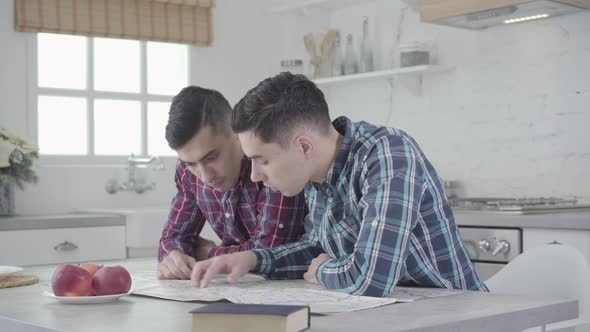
237,131 -> 311,197
176,126 -> 242,192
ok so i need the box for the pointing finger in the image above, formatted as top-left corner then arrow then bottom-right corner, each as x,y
191,261 -> 208,287
200,261 -> 223,288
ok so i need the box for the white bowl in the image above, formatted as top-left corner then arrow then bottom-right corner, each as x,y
43,290 -> 134,304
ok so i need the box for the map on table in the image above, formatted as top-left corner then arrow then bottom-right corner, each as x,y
130,271 -> 461,314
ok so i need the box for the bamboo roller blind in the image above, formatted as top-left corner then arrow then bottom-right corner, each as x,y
15,0 -> 214,46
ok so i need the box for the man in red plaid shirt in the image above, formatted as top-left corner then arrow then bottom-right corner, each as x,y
157,86 -> 306,280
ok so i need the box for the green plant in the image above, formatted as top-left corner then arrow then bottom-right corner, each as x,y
0,128 -> 39,189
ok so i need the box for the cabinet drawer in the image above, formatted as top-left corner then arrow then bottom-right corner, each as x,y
523,228 -> 590,265
0,226 -> 126,266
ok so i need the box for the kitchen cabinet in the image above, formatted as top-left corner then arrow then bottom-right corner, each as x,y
420,0 -> 590,29
421,0 -> 536,22
523,228 -> 590,265
0,226 -> 126,266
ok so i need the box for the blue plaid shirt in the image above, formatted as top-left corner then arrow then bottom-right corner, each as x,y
253,117 -> 487,297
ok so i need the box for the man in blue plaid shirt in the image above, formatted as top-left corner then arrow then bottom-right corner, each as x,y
191,72 -> 488,296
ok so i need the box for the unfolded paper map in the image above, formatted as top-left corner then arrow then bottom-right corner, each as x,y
131,271 -> 461,314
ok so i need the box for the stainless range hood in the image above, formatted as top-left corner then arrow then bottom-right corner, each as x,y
420,0 -> 590,29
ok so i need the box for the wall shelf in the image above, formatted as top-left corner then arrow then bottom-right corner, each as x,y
270,0 -> 375,14
312,65 -> 454,87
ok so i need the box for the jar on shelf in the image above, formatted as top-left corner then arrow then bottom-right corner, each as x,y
399,42 -> 430,67
280,59 -> 304,75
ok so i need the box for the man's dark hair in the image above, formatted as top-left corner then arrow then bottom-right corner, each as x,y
166,86 -> 232,149
232,72 -> 332,147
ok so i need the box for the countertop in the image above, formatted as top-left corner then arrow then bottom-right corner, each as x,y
0,213 -> 125,231
454,209 -> 590,230
2,208 -> 589,233
0,258 -> 578,332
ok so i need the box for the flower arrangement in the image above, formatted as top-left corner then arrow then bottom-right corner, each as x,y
0,128 -> 39,189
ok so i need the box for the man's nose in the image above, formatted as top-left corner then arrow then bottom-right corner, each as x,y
196,164 -> 215,183
250,162 -> 264,182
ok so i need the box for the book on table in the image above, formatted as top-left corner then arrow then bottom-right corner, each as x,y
189,303 -> 310,332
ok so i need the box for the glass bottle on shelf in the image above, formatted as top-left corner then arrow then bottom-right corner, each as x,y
360,16 -> 374,73
331,32 -> 344,76
343,34 -> 358,75
280,59 -> 304,75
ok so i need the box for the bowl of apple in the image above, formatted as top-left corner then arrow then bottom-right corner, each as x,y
44,263 -> 133,304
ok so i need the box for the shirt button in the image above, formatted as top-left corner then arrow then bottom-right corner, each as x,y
278,223 -> 284,229
225,212 -> 230,218
371,220 -> 378,227
327,197 -> 333,203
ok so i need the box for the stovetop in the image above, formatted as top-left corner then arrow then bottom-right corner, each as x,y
450,197 -> 590,214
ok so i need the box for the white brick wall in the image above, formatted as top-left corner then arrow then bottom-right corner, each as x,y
308,1 -> 590,201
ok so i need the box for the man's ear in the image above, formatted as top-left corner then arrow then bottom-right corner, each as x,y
295,135 -> 314,159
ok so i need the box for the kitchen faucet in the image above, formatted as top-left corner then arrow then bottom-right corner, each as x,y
105,154 -> 165,194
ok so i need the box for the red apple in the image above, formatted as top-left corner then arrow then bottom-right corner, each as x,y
79,262 -> 102,277
80,263 -> 103,296
51,264 -> 93,297
92,265 -> 132,296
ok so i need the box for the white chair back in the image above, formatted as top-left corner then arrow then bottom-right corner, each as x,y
486,244 -> 590,332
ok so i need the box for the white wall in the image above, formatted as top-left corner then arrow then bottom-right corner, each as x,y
190,0 -> 283,105
0,0 -> 29,135
0,0 -> 282,215
279,1 -> 590,201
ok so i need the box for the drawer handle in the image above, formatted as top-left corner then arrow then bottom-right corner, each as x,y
54,241 -> 79,252
548,241 -> 563,245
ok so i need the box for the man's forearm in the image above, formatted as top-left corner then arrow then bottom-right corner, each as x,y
252,240 -> 324,280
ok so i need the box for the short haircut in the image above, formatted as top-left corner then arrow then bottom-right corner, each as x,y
232,72 -> 332,147
165,86 -> 232,149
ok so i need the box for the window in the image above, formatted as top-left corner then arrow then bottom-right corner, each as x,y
34,33 -> 189,157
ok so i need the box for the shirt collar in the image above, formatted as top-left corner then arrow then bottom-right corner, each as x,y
239,155 -> 250,184
317,116 -> 354,191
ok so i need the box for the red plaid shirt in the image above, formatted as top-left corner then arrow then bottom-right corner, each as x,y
158,157 -> 306,262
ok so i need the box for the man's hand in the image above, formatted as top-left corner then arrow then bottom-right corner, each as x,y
157,250 -> 196,280
191,251 -> 257,288
195,236 -> 216,261
303,253 -> 330,284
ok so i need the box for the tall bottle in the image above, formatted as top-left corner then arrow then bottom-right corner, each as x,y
360,16 -> 374,73
331,32 -> 344,76
343,34 -> 358,75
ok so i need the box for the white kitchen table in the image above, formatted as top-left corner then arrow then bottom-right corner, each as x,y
0,258 -> 578,332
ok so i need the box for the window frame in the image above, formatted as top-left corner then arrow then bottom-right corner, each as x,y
27,33 -> 189,165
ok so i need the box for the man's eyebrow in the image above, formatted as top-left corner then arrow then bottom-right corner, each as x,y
178,150 -> 217,164
199,149 -> 218,161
